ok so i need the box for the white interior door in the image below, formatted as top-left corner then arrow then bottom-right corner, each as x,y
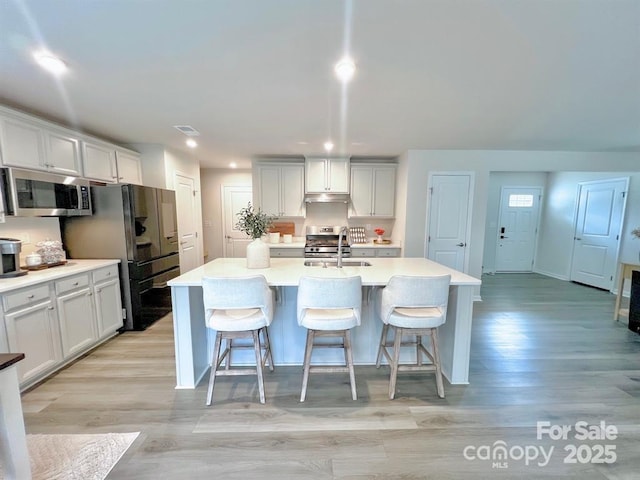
175,173 -> 200,272
570,178 -> 628,290
495,187 -> 541,272
222,186 -> 252,258
426,174 -> 471,272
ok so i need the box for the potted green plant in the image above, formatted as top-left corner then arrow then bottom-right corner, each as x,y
236,202 -> 275,268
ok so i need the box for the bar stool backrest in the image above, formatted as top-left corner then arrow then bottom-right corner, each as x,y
202,275 -> 273,328
379,274 -> 451,324
297,275 -> 362,326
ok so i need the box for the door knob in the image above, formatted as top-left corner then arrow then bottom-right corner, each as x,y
500,236 -> 509,239
456,242 -> 466,247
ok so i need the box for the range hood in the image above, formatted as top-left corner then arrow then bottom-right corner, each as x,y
304,193 -> 350,204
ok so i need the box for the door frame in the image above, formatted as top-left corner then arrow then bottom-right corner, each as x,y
424,171 -> 475,274
569,177 -> 629,291
494,185 -> 543,273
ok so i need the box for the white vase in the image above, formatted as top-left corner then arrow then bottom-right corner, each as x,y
246,238 -> 270,269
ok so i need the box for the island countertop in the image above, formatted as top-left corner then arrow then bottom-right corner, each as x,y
168,257 -> 480,288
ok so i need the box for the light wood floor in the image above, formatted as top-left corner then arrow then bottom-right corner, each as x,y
21,274 -> 640,479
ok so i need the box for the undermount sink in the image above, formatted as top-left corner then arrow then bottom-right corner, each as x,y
303,260 -> 372,267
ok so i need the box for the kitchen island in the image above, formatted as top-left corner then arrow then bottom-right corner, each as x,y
168,257 -> 481,389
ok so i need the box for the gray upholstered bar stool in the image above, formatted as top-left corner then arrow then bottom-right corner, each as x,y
375,274 -> 451,399
297,275 -> 362,402
202,275 -> 275,405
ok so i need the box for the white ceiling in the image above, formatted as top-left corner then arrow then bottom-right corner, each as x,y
1,0 -> 638,169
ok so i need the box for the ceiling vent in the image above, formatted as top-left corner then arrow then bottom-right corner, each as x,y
173,125 -> 200,136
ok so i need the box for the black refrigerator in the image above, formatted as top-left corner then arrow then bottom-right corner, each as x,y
61,184 -> 180,330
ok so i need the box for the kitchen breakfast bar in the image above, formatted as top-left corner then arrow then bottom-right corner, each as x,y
168,257 -> 481,389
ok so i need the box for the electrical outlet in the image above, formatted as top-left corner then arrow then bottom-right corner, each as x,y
18,232 -> 30,244
365,224 -> 372,231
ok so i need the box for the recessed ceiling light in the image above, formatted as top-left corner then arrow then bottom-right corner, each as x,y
334,57 -> 356,82
324,141 -> 334,152
229,162 -> 237,169
33,51 -> 67,75
186,139 -> 197,148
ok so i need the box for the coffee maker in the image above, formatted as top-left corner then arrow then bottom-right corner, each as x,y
0,238 -> 27,278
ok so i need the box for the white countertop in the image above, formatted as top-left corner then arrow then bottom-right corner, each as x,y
0,259 -> 120,293
168,257 -> 480,287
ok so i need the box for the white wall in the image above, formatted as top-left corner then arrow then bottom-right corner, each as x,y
0,217 -> 62,263
483,172 -> 548,273
402,150 -> 640,291
535,171 -> 640,280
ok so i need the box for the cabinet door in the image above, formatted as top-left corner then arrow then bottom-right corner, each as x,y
280,164 -> 305,217
327,158 -> 350,193
305,158 -> 327,193
116,151 -> 143,185
0,116 -> 45,169
349,166 -> 373,217
94,278 -> 123,337
56,288 -> 97,358
44,130 -> 81,175
5,301 -> 61,384
258,165 -> 282,216
83,142 -> 117,182
372,167 -> 396,217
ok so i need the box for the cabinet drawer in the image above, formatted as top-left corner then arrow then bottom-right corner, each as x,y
271,248 -> 304,258
55,274 -> 90,295
352,248 -> 375,257
377,248 -> 400,257
3,284 -> 50,312
92,265 -> 118,284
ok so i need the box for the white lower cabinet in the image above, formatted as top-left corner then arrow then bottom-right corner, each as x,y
0,263 -> 122,389
93,266 -> 123,337
56,274 -> 97,358
351,248 -> 400,258
4,290 -> 62,385
270,248 -> 304,258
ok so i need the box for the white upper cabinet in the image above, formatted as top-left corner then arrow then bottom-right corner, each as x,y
82,140 -> 118,182
115,150 -> 143,185
82,140 -> 142,185
305,157 -> 350,193
256,163 -> 305,217
349,163 -> 396,217
0,114 -> 81,175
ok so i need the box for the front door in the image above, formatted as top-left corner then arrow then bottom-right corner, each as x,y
570,178 -> 628,290
495,187 -> 542,272
426,174 -> 472,272
222,186 -> 252,258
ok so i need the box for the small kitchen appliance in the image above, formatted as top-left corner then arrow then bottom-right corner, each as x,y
0,238 -> 27,277
304,225 -> 351,258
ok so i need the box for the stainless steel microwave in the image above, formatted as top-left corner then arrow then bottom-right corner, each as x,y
0,167 -> 92,217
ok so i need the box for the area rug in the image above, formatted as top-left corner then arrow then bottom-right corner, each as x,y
1,432 -> 139,480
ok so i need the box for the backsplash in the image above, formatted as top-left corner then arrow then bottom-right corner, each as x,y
0,217 -> 62,261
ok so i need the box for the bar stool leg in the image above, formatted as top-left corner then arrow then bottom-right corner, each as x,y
344,329 -> 357,400
225,338 -> 232,370
389,326 -> 403,400
416,335 -> 423,366
300,330 -> 315,402
206,331 -> 223,406
431,328 -> 445,398
262,327 -> 275,371
253,329 -> 266,404
376,324 -> 388,368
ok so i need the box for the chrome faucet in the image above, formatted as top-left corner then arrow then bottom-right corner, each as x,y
337,226 -> 348,268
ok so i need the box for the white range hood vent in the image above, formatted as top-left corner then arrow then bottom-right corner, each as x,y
304,193 -> 350,204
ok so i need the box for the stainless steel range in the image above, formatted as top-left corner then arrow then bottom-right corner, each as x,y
304,225 -> 351,258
